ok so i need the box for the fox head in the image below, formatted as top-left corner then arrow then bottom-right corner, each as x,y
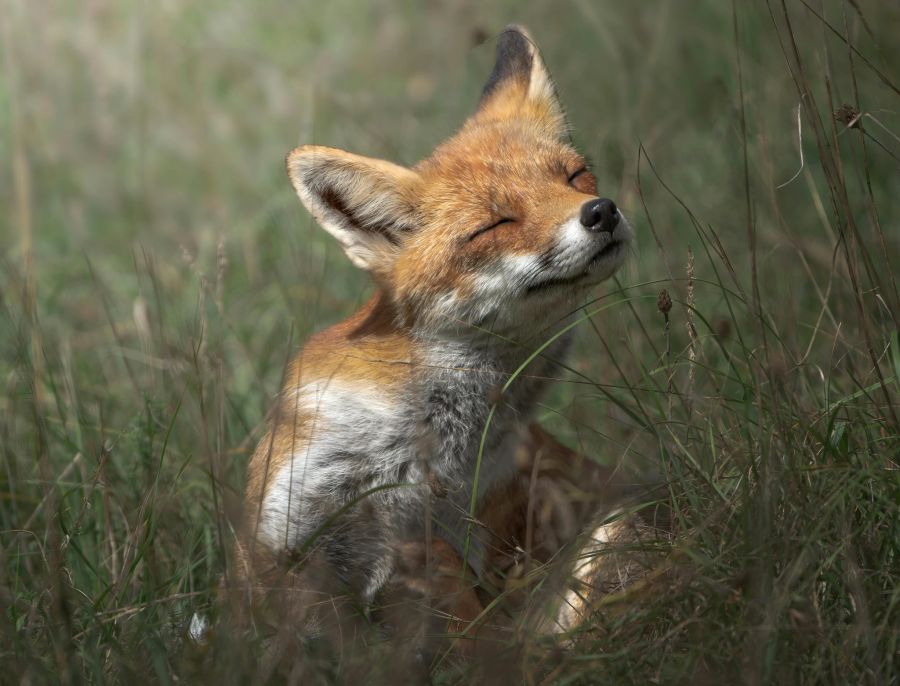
287,26 -> 632,337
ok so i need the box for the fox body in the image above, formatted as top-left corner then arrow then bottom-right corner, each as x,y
240,26 -> 632,602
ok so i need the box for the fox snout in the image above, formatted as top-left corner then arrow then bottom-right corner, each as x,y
580,198 -> 620,234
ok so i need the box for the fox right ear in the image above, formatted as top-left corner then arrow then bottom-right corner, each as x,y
476,25 -> 567,136
287,146 -> 421,273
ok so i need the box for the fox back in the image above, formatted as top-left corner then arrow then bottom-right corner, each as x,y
239,26 -> 633,603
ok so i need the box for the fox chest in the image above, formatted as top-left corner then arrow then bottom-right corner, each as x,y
301,366 -> 539,496
418,375 -> 524,494
257,349 -> 559,553
305,374 -> 528,493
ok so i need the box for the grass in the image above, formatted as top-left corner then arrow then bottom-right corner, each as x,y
1,0 -> 898,683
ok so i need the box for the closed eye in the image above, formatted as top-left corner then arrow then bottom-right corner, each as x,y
467,217 -> 514,241
567,166 -> 588,185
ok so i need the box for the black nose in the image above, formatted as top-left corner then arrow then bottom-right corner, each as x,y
580,198 -> 619,233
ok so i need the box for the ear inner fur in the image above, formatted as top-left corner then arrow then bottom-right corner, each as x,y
286,146 -> 420,271
316,184 -> 402,246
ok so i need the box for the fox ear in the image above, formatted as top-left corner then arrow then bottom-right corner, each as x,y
287,146 -> 420,272
476,25 -> 566,135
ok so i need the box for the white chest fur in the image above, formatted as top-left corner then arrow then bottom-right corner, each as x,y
256,331 -> 571,591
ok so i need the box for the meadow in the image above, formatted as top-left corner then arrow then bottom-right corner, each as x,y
1,0 -> 898,683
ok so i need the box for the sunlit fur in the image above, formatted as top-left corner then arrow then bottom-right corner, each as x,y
239,25 -> 633,603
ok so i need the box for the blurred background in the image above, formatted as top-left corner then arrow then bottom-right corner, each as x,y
1,1 -> 898,683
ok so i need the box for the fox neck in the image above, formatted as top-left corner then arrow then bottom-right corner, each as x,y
362,285 -> 574,439
408,297 -> 574,572
348,290 -> 573,383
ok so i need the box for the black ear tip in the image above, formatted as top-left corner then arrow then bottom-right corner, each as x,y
501,24 -> 533,40
481,25 -> 535,100
496,25 -> 534,56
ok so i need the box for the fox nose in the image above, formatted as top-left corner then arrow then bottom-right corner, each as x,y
580,198 -> 619,233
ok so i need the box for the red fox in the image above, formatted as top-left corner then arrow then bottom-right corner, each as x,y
237,25 -> 633,615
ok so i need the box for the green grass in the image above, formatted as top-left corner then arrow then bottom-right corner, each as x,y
1,0 -> 898,683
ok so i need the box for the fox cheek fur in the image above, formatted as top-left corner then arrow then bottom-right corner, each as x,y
240,26 -> 633,602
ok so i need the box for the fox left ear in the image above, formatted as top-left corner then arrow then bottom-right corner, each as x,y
476,25 -> 567,136
286,146 -> 420,274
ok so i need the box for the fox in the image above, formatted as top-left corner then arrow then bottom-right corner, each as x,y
236,25 -> 634,614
